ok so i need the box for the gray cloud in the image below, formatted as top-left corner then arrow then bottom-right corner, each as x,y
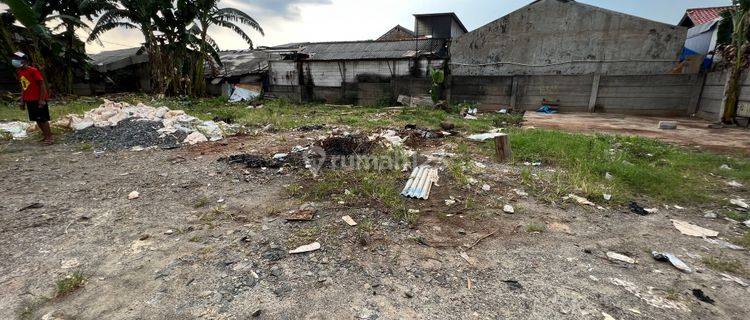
222,0 -> 332,20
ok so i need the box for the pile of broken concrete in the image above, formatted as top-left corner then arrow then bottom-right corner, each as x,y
58,100 -> 240,150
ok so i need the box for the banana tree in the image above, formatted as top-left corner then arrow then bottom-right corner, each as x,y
721,0 -> 750,124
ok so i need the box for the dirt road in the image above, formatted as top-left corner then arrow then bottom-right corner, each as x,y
1,135 -> 749,319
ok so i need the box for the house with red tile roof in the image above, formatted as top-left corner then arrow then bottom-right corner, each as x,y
678,6 -> 733,28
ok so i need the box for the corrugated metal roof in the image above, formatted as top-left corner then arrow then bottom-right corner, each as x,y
294,39 -> 447,61
401,165 -> 439,200
89,47 -> 148,72
211,50 -> 281,78
683,6 -> 732,26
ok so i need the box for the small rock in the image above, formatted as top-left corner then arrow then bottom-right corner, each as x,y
503,204 -> 515,214
720,164 -> 732,170
164,229 -> 174,235
482,184 -> 491,191
128,191 -> 140,200
658,121 -> 677,130
404,291 -> 414,298
704,211 -> 717,219
139,234 -> 150,241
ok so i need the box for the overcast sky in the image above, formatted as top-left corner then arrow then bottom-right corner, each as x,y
1,0 -> 734,53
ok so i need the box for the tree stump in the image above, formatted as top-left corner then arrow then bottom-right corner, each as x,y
494,134 -> 512,162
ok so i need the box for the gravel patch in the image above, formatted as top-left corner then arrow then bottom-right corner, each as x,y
68,118 -> 188,150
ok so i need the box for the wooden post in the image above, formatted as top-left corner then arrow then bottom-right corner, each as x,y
494,134 -> 512,162
587,74 -> 601,112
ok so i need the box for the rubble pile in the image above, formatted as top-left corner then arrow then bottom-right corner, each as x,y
60,100 -> 240,150
317,134 -> 374,156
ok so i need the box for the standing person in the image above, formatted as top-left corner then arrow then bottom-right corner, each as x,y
12,52 -> 52,145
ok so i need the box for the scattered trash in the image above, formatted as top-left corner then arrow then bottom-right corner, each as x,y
745,220 -> 750,228
289,242 -> 321,254
401,166 -> 439,200
128,191 -> 140,200
445,198 -> 457,206
658,121 -> 677,130
408,209 -> 420,214
466,130 -> 505,142
605,172 -> 614,181
727,180 -> 744,188
671,219 -> 718,237
691,289 -> 715,304
603,194 -> 612,201
672,205 -> 685,210
730,198 -> 749,209
503,204 -> 515,214
342,215 -> 357,226
567,194 -> 594,206
481,184 -> 491,191
720,272 -> 749,287
228,86 -> 260,102
19,203 -> 44,212
610,277 -> 689,311
536,105 -> 557,114
652,251 -> 692,273
719,164 -> 732,170
628,202 -> 650,216
502,280 -> 523,291
0,121 -> 31,139
607,252 -> 637,264
703,238 -> 745,250
283,204 -> 317,221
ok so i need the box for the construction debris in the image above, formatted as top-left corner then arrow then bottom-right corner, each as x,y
128,191 -> 140,200
567,194 -> 594,206
342,215 -> 357,226
703,238 -> 745,250
63,100 -> 238,149
0,121 -> 31,139
671,219 -> 718,238
720,273 -> 749,287
727,180 -> 744,188
607,252 -> 637,264
503,205 -> 515,214
401,165 -> 439,200
658,121 -> 678,130
289,242 -> 321,254
283,204 -> 317,221
467,130 -> 505,142
730,198 -> 749,209
610,277 -> 689,311
652,251 -> 692,273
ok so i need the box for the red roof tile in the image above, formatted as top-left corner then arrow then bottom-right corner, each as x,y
685,6 -> 733,25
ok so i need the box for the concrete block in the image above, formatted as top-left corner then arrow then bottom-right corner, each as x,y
658,121 -> 678,130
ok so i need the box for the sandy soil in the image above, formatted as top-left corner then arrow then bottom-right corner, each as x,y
524,112 -> 750,155
1,131 -> 749,320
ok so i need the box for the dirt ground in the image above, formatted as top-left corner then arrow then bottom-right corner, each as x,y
524,112 -> 750,155
1,129 -> 750,320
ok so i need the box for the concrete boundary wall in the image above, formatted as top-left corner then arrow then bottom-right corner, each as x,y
449,74 -> 701,116
694,71 -> 750,122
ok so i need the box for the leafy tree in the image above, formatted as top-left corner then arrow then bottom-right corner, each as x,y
720,0 -> 750,124
192,0 -> 263,96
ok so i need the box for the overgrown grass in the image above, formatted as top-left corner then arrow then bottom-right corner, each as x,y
55,272 -> 85,297
477,129 -> 750,204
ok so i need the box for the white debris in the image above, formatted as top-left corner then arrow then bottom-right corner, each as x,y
128,191 -> 140,200
673,205 -> 685,210
289,242 -> 321,254
130,146 -> 145,152
503,204 -> 515,214
513,189 -> 529,197
342,215 -> 357,226
445,199 -> 457,206
644,208 -> 659,214
59,100 -> 239,145
603,194 -> 612,201
380,130 -> 405,147
273,153 -> 288,160
605,172 -> 614,181
744,220 -> 750,228
567,194 -> 595,206
671,219 -> 718,237
183,132 -> 208,145
704,238 -> 745,250
730,198 -> 749,209
474,161 -> 487,169
482,184 -> 491,191
704,211 -> 717,219
610,277 -> 689,311
607,252 -> 636,264
467,131 -> 505,142
0,121 -> 31,139
291,145 -> 309,153
720,273 -> 749,287
720,164 -> 732,170
431,151 -> 456,158
727,180 -> 744,188
228,86 -> 260,102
